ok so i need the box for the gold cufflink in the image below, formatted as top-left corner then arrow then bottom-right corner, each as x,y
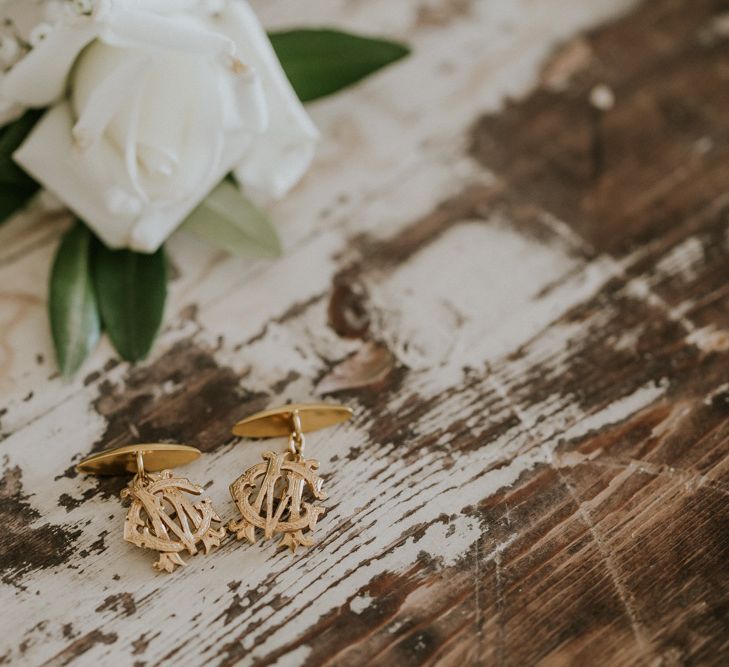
228,403 -> 353,552
76,444 -> 226,572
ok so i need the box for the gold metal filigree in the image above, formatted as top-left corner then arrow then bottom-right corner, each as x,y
122,470 -> 226,572
229,451 -> 326,552
76,444 -> 225,573
228,404 -> 352,553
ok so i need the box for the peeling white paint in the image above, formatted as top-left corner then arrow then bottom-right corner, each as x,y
653,236 -> 705,283
686,325 -> 729,354
561,381 -> 669,442
349,592 -> 374,614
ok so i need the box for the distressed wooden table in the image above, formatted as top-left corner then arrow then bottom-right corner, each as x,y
2,0 -> 729,665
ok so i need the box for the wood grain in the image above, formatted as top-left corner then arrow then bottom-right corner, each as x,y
1,0 -> 728,665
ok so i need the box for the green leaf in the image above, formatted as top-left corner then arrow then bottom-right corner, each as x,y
269,29 -> 410,102
49,221 -> 101,379
92,239 -> 167,362
181,180 -> 282,258
0,109 -> 43,224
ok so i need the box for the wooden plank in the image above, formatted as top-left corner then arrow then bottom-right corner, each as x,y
2,0 -> 728,665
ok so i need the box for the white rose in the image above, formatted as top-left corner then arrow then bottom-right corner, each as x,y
3,0 -> 318,252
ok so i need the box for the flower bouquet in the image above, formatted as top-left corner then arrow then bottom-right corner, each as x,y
0,0 -> 408,376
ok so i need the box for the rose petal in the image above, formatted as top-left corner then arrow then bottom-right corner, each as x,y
13,103 -> 138,248
120,0 -> 202,14
218,2 -> 319,199
71,49 -> 149,150
127,128 -> 251,252
223,64 -> 268,134
122,76 -> 150,204
140,57 -> 223,203
2,22 -> 98,106
133,52 -> 211,190
99,7 -> 234,56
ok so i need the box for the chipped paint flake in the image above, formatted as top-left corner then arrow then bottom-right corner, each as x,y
561,381 -> 669,442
